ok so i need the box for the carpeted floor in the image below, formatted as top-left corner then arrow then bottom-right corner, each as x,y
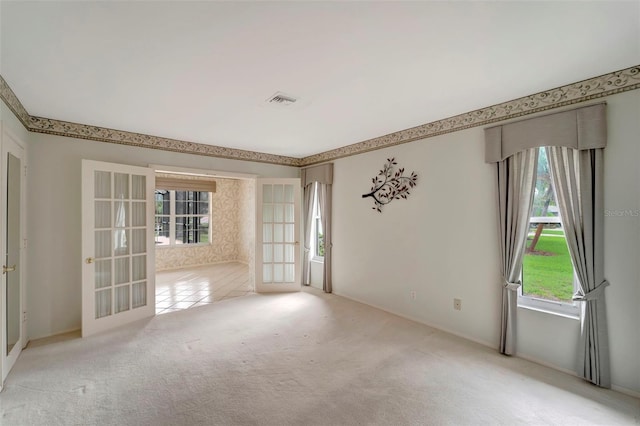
1,288 -> 638,425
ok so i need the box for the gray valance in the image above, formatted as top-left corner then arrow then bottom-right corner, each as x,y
485,104 -> 607,163
301,163 -> 333,187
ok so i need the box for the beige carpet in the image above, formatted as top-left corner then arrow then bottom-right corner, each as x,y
1,288 -> 638,425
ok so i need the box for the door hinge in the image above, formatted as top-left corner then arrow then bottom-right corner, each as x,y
24,165 -> 27,177
23,238 -> 28,249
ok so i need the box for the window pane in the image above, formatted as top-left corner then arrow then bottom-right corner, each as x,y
132,202 -> 146,227
95,289 -> 112,319
131,229 -> 146,254
155,190 -> 170,215
175,215 -> 208,244
132,175 -> 146,200
263,244 -> 273,262
155,216 -> 170,246
115,285 -> 130,314
273,204 -> 284,222
273,244 -> 283,263
132,282 -> 146,308
114,201 -> 129,227
95,201 -> 111,228
95,230 -> 111,259
114,257 -> 130,285
95,259 -> 111,289
274,185 -> 284,203
263,264 -> 272,283
284,264 -> 294,282
523,147 -> 574,303
94,171 -> 111,198
263,184 -> 273,203
263,205 -> 273,223
284,184 -> 294,203
132,255 -> 146,281
114,173 -> 129,199
284,244 -> 294,263
114,229 -> 130,256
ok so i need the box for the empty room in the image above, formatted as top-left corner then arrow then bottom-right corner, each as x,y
0,1 -> 639,424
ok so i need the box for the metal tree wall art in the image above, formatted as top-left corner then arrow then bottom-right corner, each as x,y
362,158 -> 418,212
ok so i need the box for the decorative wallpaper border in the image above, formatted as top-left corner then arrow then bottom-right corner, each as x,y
2,66 -> 639,167
300,65 -> 640,166
0,75 -> 31,129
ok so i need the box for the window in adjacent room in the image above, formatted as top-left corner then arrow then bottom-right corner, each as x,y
155,190 -> 211,246
520,147 -> 579,316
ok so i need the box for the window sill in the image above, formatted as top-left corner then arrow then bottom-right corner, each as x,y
155,243 -> 212,249
311,257 -> 324,264
517,301 -> 580,321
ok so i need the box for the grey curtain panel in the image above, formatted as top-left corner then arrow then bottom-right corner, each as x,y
302,182 -> 315,286
301,164 -> 333,293
318,182 -> 332,293
495,149 -> 539,355
546,146 -> 610,388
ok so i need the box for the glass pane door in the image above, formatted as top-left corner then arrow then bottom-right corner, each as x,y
255,179 -> 300,292
82,161 -> 155,337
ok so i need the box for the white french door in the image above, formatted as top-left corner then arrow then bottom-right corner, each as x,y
255,179 -> 301,292
81,160 -> 155,337
1,127 -> 25,386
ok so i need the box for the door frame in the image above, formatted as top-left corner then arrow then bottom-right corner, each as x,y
0,123 -> 27,388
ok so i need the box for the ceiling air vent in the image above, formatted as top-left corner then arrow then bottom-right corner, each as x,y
266,92 -> 298,106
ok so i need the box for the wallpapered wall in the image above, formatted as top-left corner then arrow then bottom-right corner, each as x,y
155,177 -> 255,271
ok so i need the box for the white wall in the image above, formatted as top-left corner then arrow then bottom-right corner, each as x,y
26,131 -> 298,340
331,90 -> 640,394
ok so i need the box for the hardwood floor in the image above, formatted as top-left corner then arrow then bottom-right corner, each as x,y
155,262 -> 252,315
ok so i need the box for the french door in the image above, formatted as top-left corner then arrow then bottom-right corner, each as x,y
81,161 -> 155,337
1,127 -> 25,386
255,179 -> 301,292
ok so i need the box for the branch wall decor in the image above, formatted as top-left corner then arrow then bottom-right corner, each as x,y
362,158 -> 418,212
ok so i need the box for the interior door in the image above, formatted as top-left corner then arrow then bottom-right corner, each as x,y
255,179 -> 301,292
82,160 -> 155,337
1,127 -> 25,386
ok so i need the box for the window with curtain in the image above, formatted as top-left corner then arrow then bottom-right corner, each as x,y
520,147 -> 579,316
311,183 -> 324,261
155,189 -> 211,246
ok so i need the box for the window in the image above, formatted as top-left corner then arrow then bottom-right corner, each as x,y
155,190 -> 211,246
311,183 -> 324,261
520,147 -> 578,317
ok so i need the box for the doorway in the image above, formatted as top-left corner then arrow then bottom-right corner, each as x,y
152,167 -> 257,314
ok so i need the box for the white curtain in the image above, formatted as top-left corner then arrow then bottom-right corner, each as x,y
496,148 -> 539,355
546,146 -> 610,388
302,182 -> 315,285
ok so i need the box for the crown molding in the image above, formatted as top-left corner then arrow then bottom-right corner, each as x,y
300,65 -> 640,166
26,116 -> 302,166
2,66 -> 639,168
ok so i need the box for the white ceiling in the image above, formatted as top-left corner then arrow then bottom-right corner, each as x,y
1,1 -> 638,158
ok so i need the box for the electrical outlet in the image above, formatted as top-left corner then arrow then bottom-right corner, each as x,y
454,298 -> 462,311
410,291 -> 416,300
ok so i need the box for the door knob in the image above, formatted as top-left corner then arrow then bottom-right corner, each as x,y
85,257 -> 95,264
2,264 -> 16,274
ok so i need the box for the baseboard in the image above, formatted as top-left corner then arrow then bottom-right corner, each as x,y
332,290 -> 640,399
156,259 -> 246,273
27,328 -> 81,346
331,290 -> 496,350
